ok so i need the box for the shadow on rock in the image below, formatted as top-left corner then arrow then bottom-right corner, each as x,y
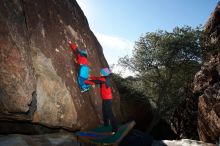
119,129 -> 154,146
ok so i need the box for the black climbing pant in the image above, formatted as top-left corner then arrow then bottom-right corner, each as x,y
102,99 -> 118,132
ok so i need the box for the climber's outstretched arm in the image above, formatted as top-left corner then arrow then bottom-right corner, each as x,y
68,41 -> 78,53
84,76 -> 105,85
84,80 -> 96,85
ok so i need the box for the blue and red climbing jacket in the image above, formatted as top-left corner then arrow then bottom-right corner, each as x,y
70,42 -> 88,66
85,76 -> 112,100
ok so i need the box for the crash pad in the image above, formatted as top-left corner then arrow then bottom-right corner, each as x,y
75,121 -> 135,146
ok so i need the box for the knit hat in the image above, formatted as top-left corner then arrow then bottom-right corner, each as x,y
100,67 -> 112,76
79,50 -> 87,57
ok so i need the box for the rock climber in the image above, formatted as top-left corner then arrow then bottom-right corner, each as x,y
69,41 -> 90,92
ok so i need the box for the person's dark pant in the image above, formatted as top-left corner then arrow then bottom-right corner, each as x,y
102,99 -> 118,132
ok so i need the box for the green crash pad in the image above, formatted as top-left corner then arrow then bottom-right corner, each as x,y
75,121 -> 135,146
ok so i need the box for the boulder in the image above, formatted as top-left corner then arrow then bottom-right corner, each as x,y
193,53 -> 220,143
0,133 -> 85,146
204,1 -> 220,46
192,1 -> 220,143
170,2 -> 220,143
0,0 -> 121,132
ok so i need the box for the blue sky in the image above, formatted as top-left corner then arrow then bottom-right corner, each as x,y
76,0 -> 219,76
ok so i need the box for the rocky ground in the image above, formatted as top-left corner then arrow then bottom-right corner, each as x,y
0,133 -> 217,146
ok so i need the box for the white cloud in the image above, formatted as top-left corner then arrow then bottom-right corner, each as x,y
112,65 -> 136,77
94,33 -> 134,65
95,33 -> 134,51
94,33 -> 135,77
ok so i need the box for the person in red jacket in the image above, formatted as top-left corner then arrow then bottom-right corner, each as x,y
69,41 -> 90,92
85,68 -> 118,133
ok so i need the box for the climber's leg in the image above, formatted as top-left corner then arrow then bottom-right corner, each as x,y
78,65 -> 90,92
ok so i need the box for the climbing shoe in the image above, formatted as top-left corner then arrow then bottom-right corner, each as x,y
81,88 -> 89,93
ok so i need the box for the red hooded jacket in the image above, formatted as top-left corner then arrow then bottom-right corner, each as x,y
70,43 -> 88,66
85,76 -> 112,100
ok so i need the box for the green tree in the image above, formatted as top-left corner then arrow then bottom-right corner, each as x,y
119,26 -> 208,118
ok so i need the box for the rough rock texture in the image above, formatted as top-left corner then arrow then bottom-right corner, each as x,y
0,133 -> 86,146
112,75 -> 158,132
0,134 -> 216,146
171,2 -> 220,143
193,53 -> 220,143
192,2 -> 220,143
0,0 -> 121,131
121,98 -> 155,132
0,132 -> 215,146
204,1 -> 220,47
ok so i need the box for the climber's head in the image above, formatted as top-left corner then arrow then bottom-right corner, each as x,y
79,50 -> 88,57
100,67 -> 112,76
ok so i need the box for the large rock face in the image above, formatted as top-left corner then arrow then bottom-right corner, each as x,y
193,53 -> 220,143
204,1 -> 220,46
170,2 -> 220,143
193,2 -> 220,143
0,0 -> 121,131
0,133 -> 83,146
